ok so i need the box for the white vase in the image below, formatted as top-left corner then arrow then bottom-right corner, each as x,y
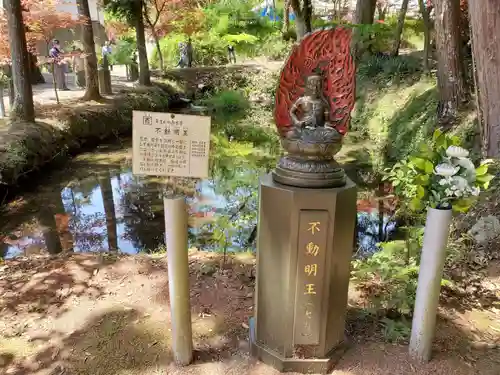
409,207 -> 453,363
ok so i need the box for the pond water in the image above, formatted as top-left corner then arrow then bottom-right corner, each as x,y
0,140 -> 396,259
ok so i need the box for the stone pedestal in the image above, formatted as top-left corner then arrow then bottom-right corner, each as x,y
98,68 -> 112,95
250,173 -> 357,374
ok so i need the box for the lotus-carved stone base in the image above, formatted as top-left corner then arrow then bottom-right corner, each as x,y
272,128 -> 346,188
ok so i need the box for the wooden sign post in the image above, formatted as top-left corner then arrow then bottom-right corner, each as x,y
132,110 -> 211,366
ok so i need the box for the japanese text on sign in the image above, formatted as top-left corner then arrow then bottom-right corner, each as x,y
132,111 -> 211,178
294,211 -> 329,345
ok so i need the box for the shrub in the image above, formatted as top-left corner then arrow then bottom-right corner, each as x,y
259,33 -> 293,61
351,240 -> 420,315
112,37 -> 136,65
357,54 -> 422,80
203,90 -> 250,123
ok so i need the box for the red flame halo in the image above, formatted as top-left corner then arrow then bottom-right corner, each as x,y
274,28 -> 356,137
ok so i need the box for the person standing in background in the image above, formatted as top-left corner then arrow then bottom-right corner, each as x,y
72,47 -> 86,88
176,42 -> 186,68
227,43 -> 236,64
186,38 -> 193,68
49,39 -> 69,91
102,41 -> 113,70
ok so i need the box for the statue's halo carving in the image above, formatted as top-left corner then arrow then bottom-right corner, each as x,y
274,28 -> 356,137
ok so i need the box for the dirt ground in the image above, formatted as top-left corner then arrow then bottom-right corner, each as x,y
0,252 -> 499,375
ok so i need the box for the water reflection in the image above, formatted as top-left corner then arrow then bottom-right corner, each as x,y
3,155 -> 396,259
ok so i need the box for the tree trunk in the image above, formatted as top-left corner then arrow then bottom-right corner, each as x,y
418,0 -> 432,73
468,0 -> 500,157
4,0 -> 35,122
28,53 -> 45,84
354,0 -> 377,24
391,0 -> 410,57
76,0 -> 101,101
377,3 -> 387,21
282,0 -> 290,34
99,172 -> 118,251
152,31 -> 164,72
434,0 -> 466,126
135,0 -> 151,86
290,0 -> 312,40
352,0 -> 377,59
0,86 -> 5,117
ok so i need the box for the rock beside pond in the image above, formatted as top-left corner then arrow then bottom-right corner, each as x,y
468,215 -> 500,245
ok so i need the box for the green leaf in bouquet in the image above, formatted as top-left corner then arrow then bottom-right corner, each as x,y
416,186 -> 425,199
453,198 -> 475,213
415,174 -> 430,186
475,164 -> 488,176
424,160 -> 434,174
410,157 -> 427,171
432,129 -> 443,141
450,136 -> 461,146
409,198 -> 423,211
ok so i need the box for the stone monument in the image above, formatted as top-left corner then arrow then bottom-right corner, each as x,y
250,27 -> 357,374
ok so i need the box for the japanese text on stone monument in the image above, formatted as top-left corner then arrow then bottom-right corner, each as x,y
132,111 -> 211,178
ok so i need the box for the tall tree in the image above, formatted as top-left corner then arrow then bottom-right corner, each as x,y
76,0 -> 102,101
434,0 -> 466,125
468,0 -> 500,157
376,0 -> 388,21
4,0 -> 34,122
290,0 -> 312,39
418,0 -> 432,73
282,0 -> 290,34
135,0 -> 150,85
24,0 -> 82,53
352,0 -> 377,59
354,0 -> 377,24
391,0 -> 410,56
143,0 -> 167,71
104,0 -> 151,85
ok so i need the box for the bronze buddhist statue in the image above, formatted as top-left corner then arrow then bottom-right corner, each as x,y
272,29 -> 355,189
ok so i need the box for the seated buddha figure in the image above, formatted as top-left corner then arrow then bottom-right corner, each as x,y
288,74 -> 335,133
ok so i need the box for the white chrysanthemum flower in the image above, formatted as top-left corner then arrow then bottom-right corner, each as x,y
456,157 -> 475,171
446,146 -> 469,158
439,178 -> 449,186
452,175 -> 469,190
471,187 -> 480,196
435,163 -> 459,177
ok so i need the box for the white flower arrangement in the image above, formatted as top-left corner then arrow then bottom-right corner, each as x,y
384,130 -> 494,213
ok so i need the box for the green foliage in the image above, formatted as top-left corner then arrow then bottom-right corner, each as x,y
112,37 -> 137,65
354,22 -> 394,55
380,317 -> 411,343
358,54 -> 422,80
384,130 -> 494,212
102,0 -> 139,24
203,90 -> 250,124
258,33 -> 293,61
352,240 -> 420,315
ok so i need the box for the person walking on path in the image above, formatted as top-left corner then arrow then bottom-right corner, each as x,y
49,39 -> 69,91
72,47 -> 86,88
227,44 -> 236,64
102,41 -> 113,70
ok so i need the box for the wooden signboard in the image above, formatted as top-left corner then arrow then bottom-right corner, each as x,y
132,111 -> 211,178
